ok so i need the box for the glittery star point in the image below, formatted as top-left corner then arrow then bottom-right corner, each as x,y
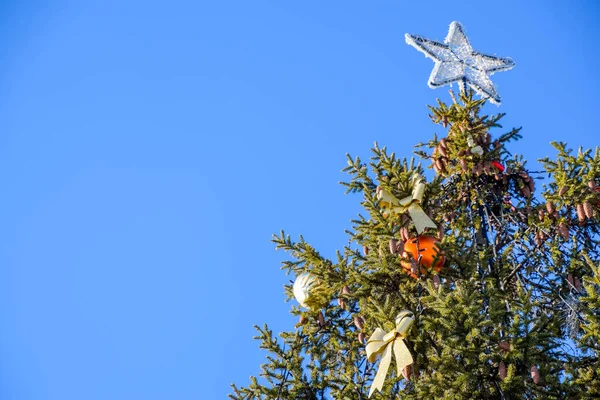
405,21 -> 515,105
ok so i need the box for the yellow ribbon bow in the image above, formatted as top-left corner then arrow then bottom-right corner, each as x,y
366,311 -> 415,398
376,174 -> 437,234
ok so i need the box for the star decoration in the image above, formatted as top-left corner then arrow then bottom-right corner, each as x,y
405,21 -> 514,105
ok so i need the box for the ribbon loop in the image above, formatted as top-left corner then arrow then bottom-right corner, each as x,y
366,311 -> 415,397
376,174 -> 437,234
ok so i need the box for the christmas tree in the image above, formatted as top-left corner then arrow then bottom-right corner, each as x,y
230,24 -> 600,400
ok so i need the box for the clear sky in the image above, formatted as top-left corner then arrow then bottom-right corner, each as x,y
0,1 -> 598,399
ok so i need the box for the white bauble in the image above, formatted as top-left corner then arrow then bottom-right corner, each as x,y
293,273 -> 317,308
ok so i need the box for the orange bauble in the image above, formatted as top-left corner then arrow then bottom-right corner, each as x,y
400,235 -> 445,278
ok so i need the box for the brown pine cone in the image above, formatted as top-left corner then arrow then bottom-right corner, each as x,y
499,341 -> 510,352
531,365 -> 541,385
318,311 -> 326,327
576,204 -> 586,223
521,186 -> 531,198
337,298 -> 346,309
558,186 -> 568,196
460,158 -> 469,172
498,361 -> 507,380
546,201 -> 556,214
358,332 -> 366,344
353,316 -> 365,331
574,276 -> 582,292
389,238 -> 398,254
583,201 -> 593,218
410,258 -> 419,276
402,364 -> 412,381
299,315 -> 308,325
433,274 -> 441,289
567,273 -> 574,286
439,138 -> 448,150
558,222 -> 570,240
363,245 -> 369,255
400,227 -> 410,242
538,209 -> 545,221
396,240 -> 405,255
527,178 -> 535,193
437,226 -> 445,241
342,286 -> 351,296
438,145 -> 448,158
534,231 -> 543,246
589,180 -> 597,189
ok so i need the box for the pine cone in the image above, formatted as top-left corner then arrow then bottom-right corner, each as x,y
576,204 -> 586,223
498,341 -> 510,352
389,238 -> 398,254
363,245 -> 369,255
402,364 -> 412,381
538,209 -> 545,221
438,145 -> 448,158
527,178 -> 535,193
558,186 -> 568,196
583,201 -> 593,218
439,138 -> 448,150
521,186 -> 531,198
358,332 -> 366,344
400,227 -> 410,242
437,226 -> 445,241
558,222 -> 570,241
567,273 -> 574,286
299,315 -> 308,325
318,311 -> 326,327
410,258 -> 419,276
588,180 -> 597,189
534,231 -> 543,246
498,361 -> 507,380
531,365 -> 541,385
574,276 -> 582,292
396,240 -> 405,255
460,158 -> 469,172
353,316 -> 365,331
337,298 -> 346,309
433,274 -> 441,289
545,201 -> 556,215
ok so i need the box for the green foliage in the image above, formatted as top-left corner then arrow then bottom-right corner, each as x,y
231,91 -> 600,399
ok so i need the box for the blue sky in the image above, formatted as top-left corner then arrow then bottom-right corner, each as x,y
0,1 -> 598,399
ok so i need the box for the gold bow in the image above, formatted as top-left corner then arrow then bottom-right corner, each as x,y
376,175 -> 437,234
366,311 -> 415,398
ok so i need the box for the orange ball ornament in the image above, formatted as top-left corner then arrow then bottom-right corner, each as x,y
400,235 -> 445,278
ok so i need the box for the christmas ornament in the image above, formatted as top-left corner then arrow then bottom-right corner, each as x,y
292,273 -> 318,308
405,21 -> 515,105
376,174 -> 437,234
492,160 -> 505,172
366,311 -> 415,397
401,235 -> 446,278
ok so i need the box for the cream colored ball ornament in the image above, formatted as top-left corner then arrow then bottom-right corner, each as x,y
293,272 -> 318,308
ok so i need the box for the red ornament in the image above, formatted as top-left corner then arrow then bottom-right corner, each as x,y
401,235 -> 445,278
492,161 -> 505,172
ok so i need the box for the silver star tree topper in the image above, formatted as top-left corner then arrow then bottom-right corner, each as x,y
405,21 -> 514,105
